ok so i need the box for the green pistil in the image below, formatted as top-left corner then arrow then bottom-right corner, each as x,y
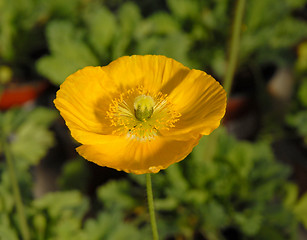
134,95 -> 155,121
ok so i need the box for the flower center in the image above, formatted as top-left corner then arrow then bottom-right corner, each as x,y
133,95 -> 155,121
106,87 -> 181,141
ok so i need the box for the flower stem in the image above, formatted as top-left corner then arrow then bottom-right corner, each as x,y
146,173 -> 159,240
2,137 -> 31,240
223,0 -> 246,95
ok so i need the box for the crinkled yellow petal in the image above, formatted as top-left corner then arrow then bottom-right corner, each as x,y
101,55 -> 226,138
55,56 -> 191,144
54,55 -> 227,174
165,69 -> 226,137
54,66 -> 118,142
76,134 -> 201,174
102,55 -> 191,93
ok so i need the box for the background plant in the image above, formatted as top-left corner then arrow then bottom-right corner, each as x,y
1,0 -> 307,239
36,0 -> 307,85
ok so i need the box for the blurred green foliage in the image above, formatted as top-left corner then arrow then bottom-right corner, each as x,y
287,41 -> 307,144
2,0 -> 307,81
36,20 -> 100,85
0,107 -> 57,239
1,0 -> 307,239
0,107 -> 57,167
2,121 -> 307,239
125,128 -> 307,239
58,157 -> 90,192
35,0 -> 307,85
0,0 -> 85,76
241,0 -> 307,66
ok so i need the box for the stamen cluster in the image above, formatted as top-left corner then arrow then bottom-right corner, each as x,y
107,87 -> 181,141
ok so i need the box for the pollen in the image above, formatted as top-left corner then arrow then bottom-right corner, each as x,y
106,87 -> 181,141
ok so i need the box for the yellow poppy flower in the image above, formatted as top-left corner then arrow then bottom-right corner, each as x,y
54,55 -> 226,174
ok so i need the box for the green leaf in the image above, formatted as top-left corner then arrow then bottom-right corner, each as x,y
227,142 -> 254,179
256,225 -> 286,240
296,41 -> 307,72
0,1 -> 18,60
26,107 -> 58,127
0,225 -> 18,240
84,211 -> 146,240
0,107 -> 57,167
0,108 -> 27,138
166,0 -> 199,19
111,2 -> 141,58
118,2 -> 141,36
203,201 -> 228,229
145,12 -> 179,36
270,18 -> 307,49
285,0 -> 307,9
97,180 -> 137,211
36,21 -> 99,85
0,65 -> 13,84
0,212 -> 19,240
107,223 -> 145,240
32,213 -> 47,239
136,33 -> 192,66
294,192 -> 307,228
33,190 -> 89,236
298,78 -> 307,107
283,183 -> 299,209
234,211 -> 263,236
165,164 -> 189,196
241,0 -> 307,65
287,111 -> 307,138
83,5 -> 116,58
58,158 -> 90,191
154,197 -> 178,211
0,179 -> 16,213
11,109 -> 57,166
184,189 -> 208,206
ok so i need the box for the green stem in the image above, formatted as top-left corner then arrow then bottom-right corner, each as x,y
146,173 -> 159,240
2,137 -> 31,240
223,0 -> 246,96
